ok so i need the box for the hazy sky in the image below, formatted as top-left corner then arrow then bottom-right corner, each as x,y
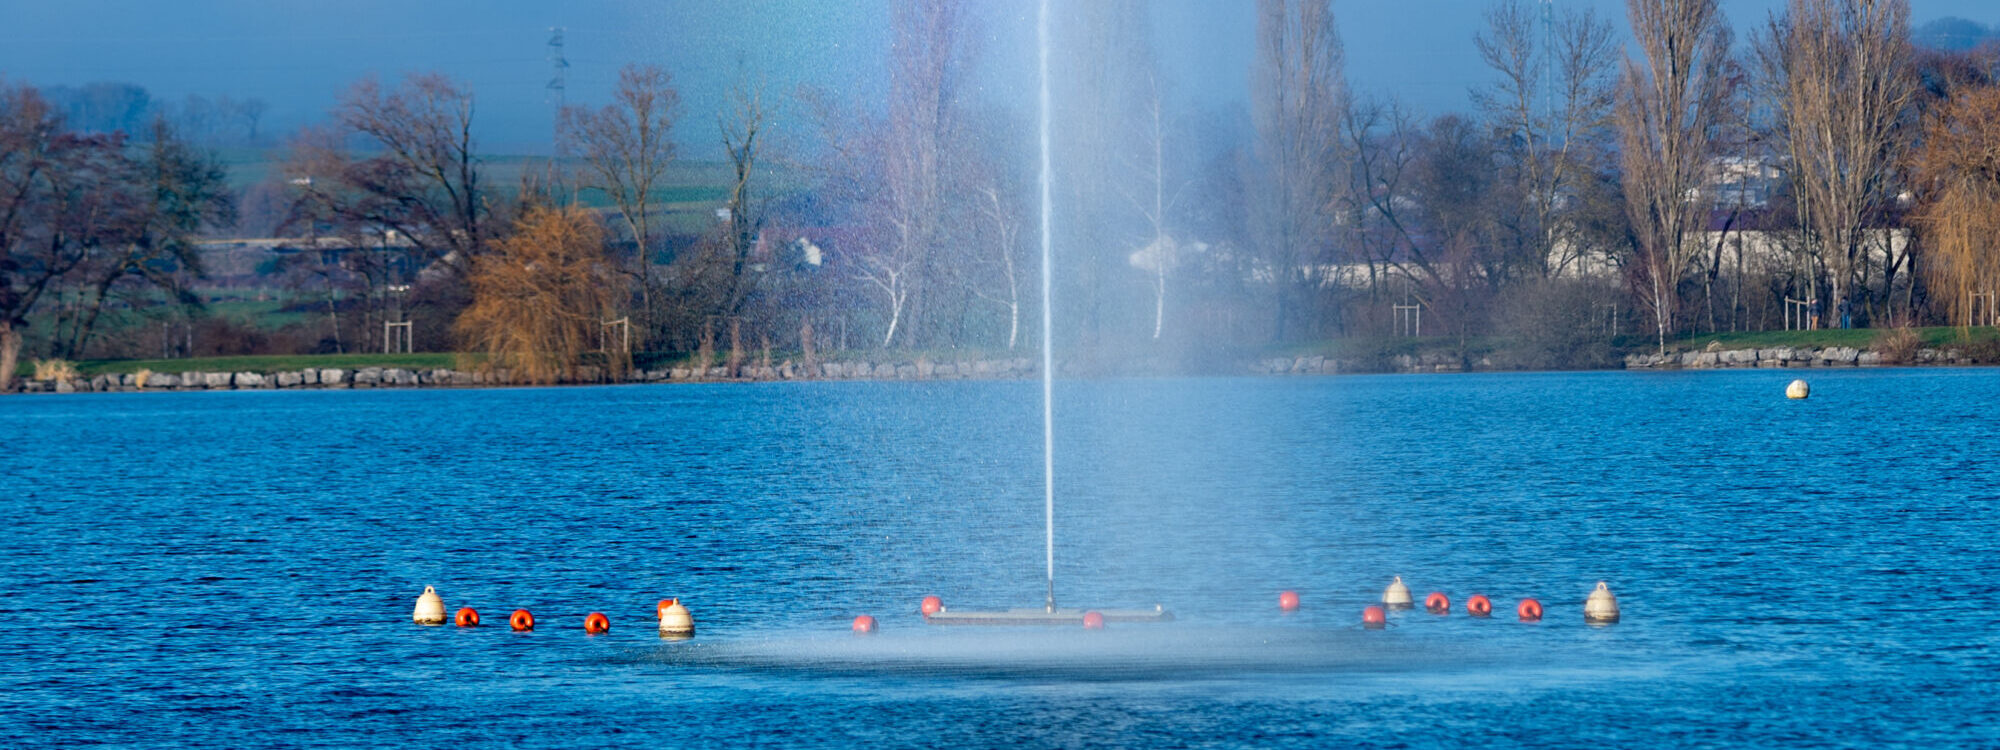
0,1 -> 1993,156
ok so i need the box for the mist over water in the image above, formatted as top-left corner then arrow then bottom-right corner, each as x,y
4,371 -> 2000,746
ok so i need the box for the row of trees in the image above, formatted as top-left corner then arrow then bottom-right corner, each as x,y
0,81 -> 235,390
12,0 -> 2000,386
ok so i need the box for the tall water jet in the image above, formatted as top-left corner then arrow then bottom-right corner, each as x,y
921,1 -> 1168,626
1038,0 -> 1055,614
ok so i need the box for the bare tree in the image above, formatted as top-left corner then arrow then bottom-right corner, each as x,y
1617,0 -> 1735,354
974,182 -> 1023,349
1122,71 -> 1195,341
0,83 -> 76,389
60,116 -> 234,359
287,73 -> 489,277
1251,0 -> 1346,343
1760,0 -> 1915,328
719,77 -> 764,319
559,63 -> 679,345
1474,0 -> 1619,279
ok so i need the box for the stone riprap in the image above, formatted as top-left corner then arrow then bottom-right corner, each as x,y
7,346 -> 1979,393
9,357 -> 1042,394
1621,346 -> 1961,370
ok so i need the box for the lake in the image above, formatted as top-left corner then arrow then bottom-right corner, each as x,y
3,370 -> 1997,747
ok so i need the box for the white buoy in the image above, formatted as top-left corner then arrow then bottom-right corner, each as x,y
1786,379 -> 1810,399
658,598 -> 695,640
412,585 -> 445,625
1382,576 -> 1414,610
1583,581 -> 1620,624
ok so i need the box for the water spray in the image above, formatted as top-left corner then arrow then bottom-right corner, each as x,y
1038,0 -> 1055,615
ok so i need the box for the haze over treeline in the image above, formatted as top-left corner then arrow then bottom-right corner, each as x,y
6,0 -> 2000,387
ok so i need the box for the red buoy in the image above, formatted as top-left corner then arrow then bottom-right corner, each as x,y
1466,594 -> 1493,617
852,615 -> 877,634
1425,591 -> 1450,615
1362,605 -> 1387,629
1278,590 -> 1300,612
510,609 -> 535,631
1082,611 -> 1106,629
1517,598 -> 1543,621
657,599 -> 677,618
454,607 -> 480,627
584,612 -> 609,634
921,595 -> 943,616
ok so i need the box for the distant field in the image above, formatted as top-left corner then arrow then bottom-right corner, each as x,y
220,151 -> 757,213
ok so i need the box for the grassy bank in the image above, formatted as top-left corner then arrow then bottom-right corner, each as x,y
1662,326 -> 2000,351
29,353 -> 470,378
16,325 -> 2000,380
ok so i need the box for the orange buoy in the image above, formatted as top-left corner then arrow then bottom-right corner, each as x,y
584,612 -> 610,634
1362,605 -> 1387,629
1278,590 -> 1300,612
1517,598 -> 1543,621
510,609 -> 535,631
1425,591 -> 1450,615
454,607 -> 480,627
921,595 -> 943,616
1466,594 -> 1493,617
852,615 -> 877,634
1082,611 -> 1106,629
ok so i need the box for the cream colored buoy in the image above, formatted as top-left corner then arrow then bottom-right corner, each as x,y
1382,576 -> 1414,610
658,598 -> 695,640
1583,581 -> 1621,624
1786,379 -> 1810,399
412,585 -> 446,625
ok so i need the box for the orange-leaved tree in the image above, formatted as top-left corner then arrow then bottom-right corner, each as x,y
1910,84 -> 2000,330
455,204 -> 623,384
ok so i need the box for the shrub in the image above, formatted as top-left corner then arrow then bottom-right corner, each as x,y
30,358 -> 77,381
1871,326 -> 1921,364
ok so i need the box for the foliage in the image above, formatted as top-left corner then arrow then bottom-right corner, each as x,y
30,358 -> 76,381
1910,85 -> 2000,329
454,204 -> 621,384
1871,326 -> 1923,363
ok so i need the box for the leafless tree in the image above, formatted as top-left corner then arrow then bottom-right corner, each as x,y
1760,0 -> 1915,327
974,182 -> 1023,349
560,63 -> 679,347
1617,0 -> 1735,354
1251,0 -> 1346,342
1474,0 -> 1619,279
0,83 -> 77,389
719,77 -> 764,319
1122,71 -> 1195,341
287,73 -> 489,277
58,117 -> 233,359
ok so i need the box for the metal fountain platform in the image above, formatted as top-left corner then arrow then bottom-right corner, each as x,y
924,606 -> 1173,626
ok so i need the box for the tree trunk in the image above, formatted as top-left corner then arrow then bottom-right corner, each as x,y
0,321 -> 20,394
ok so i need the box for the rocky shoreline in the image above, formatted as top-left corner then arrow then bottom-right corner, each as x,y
1249,343 -> 1979,375
9,357 -> 1041,394
9,344 -> 1987,394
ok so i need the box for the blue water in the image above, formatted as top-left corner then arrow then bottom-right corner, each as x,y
3,370 -> 1998,747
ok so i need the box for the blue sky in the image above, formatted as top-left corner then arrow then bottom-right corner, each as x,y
0,1 -> 1992,155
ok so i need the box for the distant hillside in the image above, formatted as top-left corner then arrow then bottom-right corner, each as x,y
1915,16 -> 1999,51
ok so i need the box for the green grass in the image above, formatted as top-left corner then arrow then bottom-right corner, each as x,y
54,352 -> 471,378
1661,326 -> 1998,352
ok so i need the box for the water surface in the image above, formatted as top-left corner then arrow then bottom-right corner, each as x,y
3,370 -> 1996,747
